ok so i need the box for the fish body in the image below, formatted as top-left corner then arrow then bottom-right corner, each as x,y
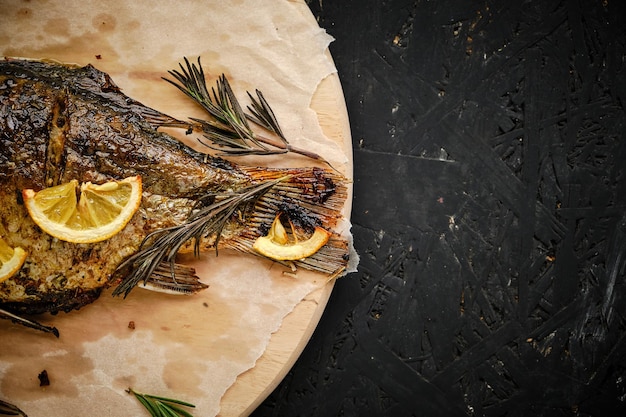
0,58 -> 348,315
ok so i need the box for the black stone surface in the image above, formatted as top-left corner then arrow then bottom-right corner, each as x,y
253,1 -> 626,416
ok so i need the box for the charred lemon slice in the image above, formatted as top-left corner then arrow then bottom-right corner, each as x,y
253,214 -> 331,261
0,237 -> 27,283
23,176 -> 142,244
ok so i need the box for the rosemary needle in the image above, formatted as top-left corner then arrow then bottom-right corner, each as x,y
127,388 -> 195,417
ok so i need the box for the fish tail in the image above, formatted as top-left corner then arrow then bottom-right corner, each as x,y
115,165 -> 351,298
225,165 -> 351,276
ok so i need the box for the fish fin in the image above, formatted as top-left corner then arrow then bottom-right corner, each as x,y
225,166 -> 352,276
138,262 -> 208,295
77,62 -> 192,131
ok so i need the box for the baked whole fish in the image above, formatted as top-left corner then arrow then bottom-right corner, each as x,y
0,58 -> 350,317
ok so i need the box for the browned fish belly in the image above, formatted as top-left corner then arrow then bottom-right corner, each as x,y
0,58 -> 349,315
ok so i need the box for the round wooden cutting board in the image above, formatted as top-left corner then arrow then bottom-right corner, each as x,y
0,1 -> 353,416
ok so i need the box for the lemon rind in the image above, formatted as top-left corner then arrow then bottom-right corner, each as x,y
0,246 -> 27,283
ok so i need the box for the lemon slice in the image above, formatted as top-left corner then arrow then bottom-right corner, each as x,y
253,215 -> 331,261
23,176 -> 142,244
0,237 -> 27,284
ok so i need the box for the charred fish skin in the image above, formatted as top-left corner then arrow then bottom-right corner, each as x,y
0,58 -> 248,196
0,58 -> 349,315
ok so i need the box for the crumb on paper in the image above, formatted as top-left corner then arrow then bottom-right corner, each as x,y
128,321 -> 135,330
38,370 -> 50,387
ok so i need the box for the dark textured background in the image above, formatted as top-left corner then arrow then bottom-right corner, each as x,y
253,1 -> 626,416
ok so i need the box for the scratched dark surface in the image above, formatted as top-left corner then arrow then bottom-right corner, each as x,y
253,0 -> 626,416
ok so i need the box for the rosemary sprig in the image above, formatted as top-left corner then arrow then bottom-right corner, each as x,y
163,57 -> 326,162
112,177 -> 286,298
127,388 -> 195,417
0,307 -> 59,337
0,399 -> 27,417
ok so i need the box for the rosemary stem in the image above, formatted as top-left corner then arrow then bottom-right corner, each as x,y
253,133 -> 327,161
250,133 -> 287,150
286,143 -> 327,161
254,133 -> 342,173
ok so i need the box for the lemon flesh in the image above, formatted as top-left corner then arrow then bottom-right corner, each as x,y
23,176 -> 142,244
